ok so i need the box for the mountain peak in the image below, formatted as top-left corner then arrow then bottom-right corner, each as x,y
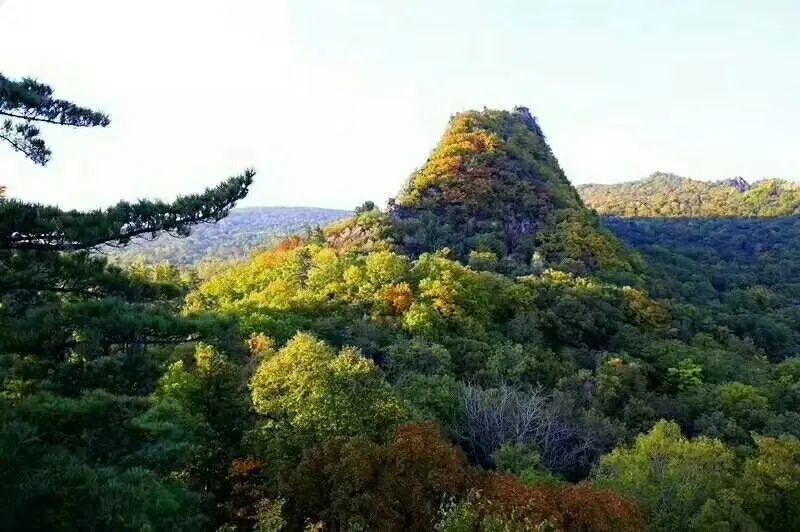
388,108 -> 640,277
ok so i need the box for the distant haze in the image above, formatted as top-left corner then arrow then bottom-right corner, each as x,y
1,0 -> 798,210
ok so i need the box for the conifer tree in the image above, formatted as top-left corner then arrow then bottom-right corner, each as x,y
0,72 -> 253,252
0,71 -> 252,369
0,72 -> 254,529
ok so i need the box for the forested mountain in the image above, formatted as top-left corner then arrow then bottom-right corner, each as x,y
329,108 -> 643,283
579,172 -> 800,217
107,207 -> 351,266
4,94 -> 800,532
608,217 -> 800,357
185,109 -> 800,530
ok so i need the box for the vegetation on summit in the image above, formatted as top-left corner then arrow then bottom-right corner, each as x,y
389,108 -> 642,280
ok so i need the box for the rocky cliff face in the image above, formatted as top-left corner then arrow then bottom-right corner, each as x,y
720,176 -> 751,193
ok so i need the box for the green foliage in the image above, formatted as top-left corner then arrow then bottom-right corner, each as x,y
594,421 -> 739,531
739,435 -> 800,530
667,359 -> 703,390
251,332 -> 408,443
6,99 -> 800,531
0,170 -> 254,251
606,217 -> 800,360
579,172 -> 800,218
492,443 -> 563,487
0,391 -> 203,531
0,73 -> 256,530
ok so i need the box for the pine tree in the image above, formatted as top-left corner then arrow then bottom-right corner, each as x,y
0,72 -> 253,251
0,72 -> 255,528
0,71 -> 253,376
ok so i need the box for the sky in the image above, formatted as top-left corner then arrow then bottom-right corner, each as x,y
1,0 -> 799,210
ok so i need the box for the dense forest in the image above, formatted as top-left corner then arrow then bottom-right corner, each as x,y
2,76 -> 800,532
579,172 -> 800,218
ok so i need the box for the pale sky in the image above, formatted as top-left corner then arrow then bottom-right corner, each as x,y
1,0 -> 798,209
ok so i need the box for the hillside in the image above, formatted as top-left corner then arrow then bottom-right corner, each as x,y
107,206 -> 351,266
382,107 -> 642,279
606,217 -> 800,358
7,106 -> 800,531
579,172 -> 800,217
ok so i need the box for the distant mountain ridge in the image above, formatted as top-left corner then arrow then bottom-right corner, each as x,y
109,167 -> 800,267
108,206 -> 351,266
578,172 -> 800,218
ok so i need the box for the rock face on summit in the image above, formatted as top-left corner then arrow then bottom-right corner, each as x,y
388,107 -> 640,277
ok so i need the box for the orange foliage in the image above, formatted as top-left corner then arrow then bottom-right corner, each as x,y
226,458 -> 271,528
476,475 -> 644,532
284,423 -> 643,531
400,114 -> 503,207
231,457 -> 264,477
285,423 -> 469,530
478,474 -> 560,528
387,423 -> 470,498
386,282 -> 413,314
275,235 -> 304,251
559,484 -> 645,532
248,333 -> 275,358
253,247 -> 295,270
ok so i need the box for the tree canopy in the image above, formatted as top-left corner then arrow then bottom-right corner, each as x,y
579,171 -> 800,218
4,100 -> 800,530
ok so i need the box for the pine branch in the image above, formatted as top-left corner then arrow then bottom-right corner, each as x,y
0,74 -> 110,128
0,110 -> 108,127
0,73 -> 109,165
0,123 -> 50,165
0,169 -> 255,251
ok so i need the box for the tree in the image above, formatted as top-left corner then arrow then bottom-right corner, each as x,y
285,423 -> 469,530
739,435 -> 800,530
593,420 -> 742,531
250,332 -> 408,443
0,72 -> 253,529
436,475 -> 644,532
454,383 -> 598,475
0,71 -> 253,252
0,172 -> 253,252
0,73 -> 253,375
133,344 -> 248,523
0,391 -> 204,531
